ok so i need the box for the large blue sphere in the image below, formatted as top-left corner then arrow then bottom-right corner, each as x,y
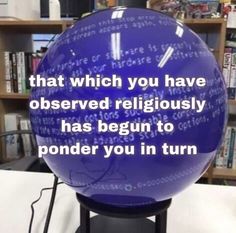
30,8 -> 227,206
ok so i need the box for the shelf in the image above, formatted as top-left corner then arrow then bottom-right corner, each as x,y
149,0 -> 159,5
183,18 -> 226,25
0,93 -> 29,100
182,18 -> 227,35
229,100 -> 236,106
213,168 -> 236,180
0,20 -> 74,34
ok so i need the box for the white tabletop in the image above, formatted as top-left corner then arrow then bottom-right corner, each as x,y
0,170 -> 235,233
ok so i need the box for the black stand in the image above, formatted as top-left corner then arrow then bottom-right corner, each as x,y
76,194 -> 171,233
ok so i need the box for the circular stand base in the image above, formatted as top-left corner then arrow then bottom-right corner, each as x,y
76,215 -> 155,233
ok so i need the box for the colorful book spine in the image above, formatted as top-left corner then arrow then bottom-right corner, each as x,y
2,51 -> 44,94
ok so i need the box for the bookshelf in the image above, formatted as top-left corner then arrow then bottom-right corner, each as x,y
0,20 -> 74,162
181,18 -> 235,183
183,18 -> 227,68
203,167 -> 236,184
0,18 -> 235,182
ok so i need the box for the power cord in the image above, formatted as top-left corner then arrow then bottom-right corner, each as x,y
28,175 -> 63,233
28,160 -> 114,233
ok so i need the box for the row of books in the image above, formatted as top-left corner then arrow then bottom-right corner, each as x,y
3,51 -> 42,94
4,113 -> 36,159
215,126 -> 236,169
223,47 -> 236,99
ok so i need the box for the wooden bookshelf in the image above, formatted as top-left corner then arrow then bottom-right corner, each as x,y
229,100 -> 236,106
204,167 -> 236,184
184,18 -> 226,68
168,17 -> 231,182
213,168 -> 236,180
0,20 -> 74,162
0,20 -> 74,33
0,94 -> 29,100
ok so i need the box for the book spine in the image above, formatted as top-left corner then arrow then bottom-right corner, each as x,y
233,129 -> 236,169
232,48 -> 236,66
20,119 -> 32,157
4,51 -> 12,93
25,53 -> 33,92
32,53 -> 38,74
224,47 -> 232,88
230,48 -> 236,100
20,52 -> 26,94
9,53 -> 14,93
16,52 -> 22,94
227,87 -> 236,100
227,128 -> 235,168
4,114 -> 22,159
11,53 -> 18,93
217,127 -> 231,168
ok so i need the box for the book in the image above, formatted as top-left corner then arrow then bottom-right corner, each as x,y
233,132 -> 236,169
223,47 -> 232,88
93,0 -> 116,11
216,126 -> 231,168
4,113 -> 23,159
229,48 -> 236,90
20,118 -> 32,157
11,53 -> 18,93
32,53 -> 41,74
16,52 -> 23,94
0,51 -> 12,93
2,51 -> 43,94
224,47 -> 236,99
226,40 -> 236,48
25,52 -> 33,92
227,87 -> 236,99
20,52 -> 26,93
227,12 -> 236,28
4,51 -> 12,93
227,127 -> 235,168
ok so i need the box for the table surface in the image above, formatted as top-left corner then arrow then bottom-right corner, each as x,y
0,170 -> 235,233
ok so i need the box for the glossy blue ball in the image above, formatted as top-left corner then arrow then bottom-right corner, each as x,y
30,8 -> 227,206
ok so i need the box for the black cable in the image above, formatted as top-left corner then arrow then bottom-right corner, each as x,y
45,34 -> 58,48
65,159 -> 115,189
43,175 -> 58,233
28,176 -> 63,233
